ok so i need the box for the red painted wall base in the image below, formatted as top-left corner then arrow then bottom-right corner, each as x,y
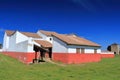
3,51 -> 35,64
2,52 -> 115,64
53,53 -> 115,64
101,54 -> 114,58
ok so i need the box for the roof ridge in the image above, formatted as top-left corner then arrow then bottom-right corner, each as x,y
34,40 -> 52,48
39,30 -> 57,33
52,32 -> 100,47
20,32 -> 41,38
5,30 -> 15,36
39,30 -> 58,36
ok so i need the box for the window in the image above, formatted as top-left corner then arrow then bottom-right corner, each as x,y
81,48 -> 85,54
49,38 -> 52,41
94,49 -> 97,54
76,48 -> 80,53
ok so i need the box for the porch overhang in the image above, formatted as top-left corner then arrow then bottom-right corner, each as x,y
34,40 -> 52,49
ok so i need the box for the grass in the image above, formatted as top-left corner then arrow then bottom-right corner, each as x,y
0,53 -> 120,80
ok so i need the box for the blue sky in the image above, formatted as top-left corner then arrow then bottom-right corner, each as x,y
0,0 -> 120,50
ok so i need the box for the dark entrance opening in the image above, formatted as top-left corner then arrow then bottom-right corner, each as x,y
49,48 -> 52,59
33,45 -> 52,63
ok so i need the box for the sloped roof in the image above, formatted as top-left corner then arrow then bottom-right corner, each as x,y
6,30 -> 100,47
21,32 -> 41,38
34,40 -> 52,48
5,30 -> 15,36
52,33 -> 101,47
39,30 -> 57,36
5,30 -> 41,38
39,30 -> 100,47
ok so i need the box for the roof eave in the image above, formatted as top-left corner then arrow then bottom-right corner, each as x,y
67,44 -> 101,48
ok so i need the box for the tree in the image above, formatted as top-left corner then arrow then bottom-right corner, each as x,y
107,45 -> 111,51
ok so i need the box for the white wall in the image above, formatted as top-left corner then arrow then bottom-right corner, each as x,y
16,32 -> 37,52
52,37 -> 67,53
37,31 -> 47,40
46,37 -> 53,43
37,31 -> 53,43
16,41 -> 28,52
8,32 -> 16,51
97,49 -> 101,53
3,33 -> 10,51
85,49 -> 94,53
27,38 -> 34,52
16,31 -> 28,44
68,48 -> 76,53
52,36 -> 101,53
4,31 -> 36,52
0,49 -> 2,52
101,51 -> 114,54
67,45 -> 101,54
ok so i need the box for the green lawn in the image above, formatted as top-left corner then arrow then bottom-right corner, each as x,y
0,53 -> 120,80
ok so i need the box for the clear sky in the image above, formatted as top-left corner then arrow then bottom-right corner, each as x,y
0,0 -> 120,50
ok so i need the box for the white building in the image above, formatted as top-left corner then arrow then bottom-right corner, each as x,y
38,30 -> 101,54
3,30 -> 102,64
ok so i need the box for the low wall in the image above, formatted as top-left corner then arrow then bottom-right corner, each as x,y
2,51 -> 115,64
2,51 -> 35,64
53,53 -> 115,64
52,53 -> 69,63
101,52 -> 114,58
68,54 -> 101,64
53,53 -> 101,64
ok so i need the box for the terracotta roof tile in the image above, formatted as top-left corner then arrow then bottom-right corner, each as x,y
5,30 -> 41,38
21,32 -> 41,38
39,30 -> 57,36
34,40 -> 52,48
52,33 -> 101,47
5,30 -> 15,36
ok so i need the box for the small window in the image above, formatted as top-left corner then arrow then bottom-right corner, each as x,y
76,48 -> 80,53
50,38 -> 52,41
94,49 -> 97,54
81,48 -> 85,54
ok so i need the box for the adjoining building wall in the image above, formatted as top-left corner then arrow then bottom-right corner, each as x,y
37,31 -> 53,43
110,44 -> 119,54
3,33 -> 9,51
53,52 -> 114,64
37,31 -> 47,40
67,45 -> 101,53
3,31 -> 38,53
16,31 -> 28,44
6,31 -> 33,52
53,53 -> 101,64
8,32 -> 16,51
52,37 -> 68,53
53,36 -> 101,54
101,52 -> 114,58
27,38 -> 34,52
3,52 -> 35,64
16,41 -> 28,52
16,31 -> 29,52
46,37 -> 53,43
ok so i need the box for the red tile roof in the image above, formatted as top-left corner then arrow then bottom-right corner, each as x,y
39,30 -> 100,47
21,32 -> 41,38
6,30 -> 100,47
5,30 -> 41,38
39,30 -> 57,36
53,33 -> 100,47
34,40 -> 52,48
5,30 -> 15,36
